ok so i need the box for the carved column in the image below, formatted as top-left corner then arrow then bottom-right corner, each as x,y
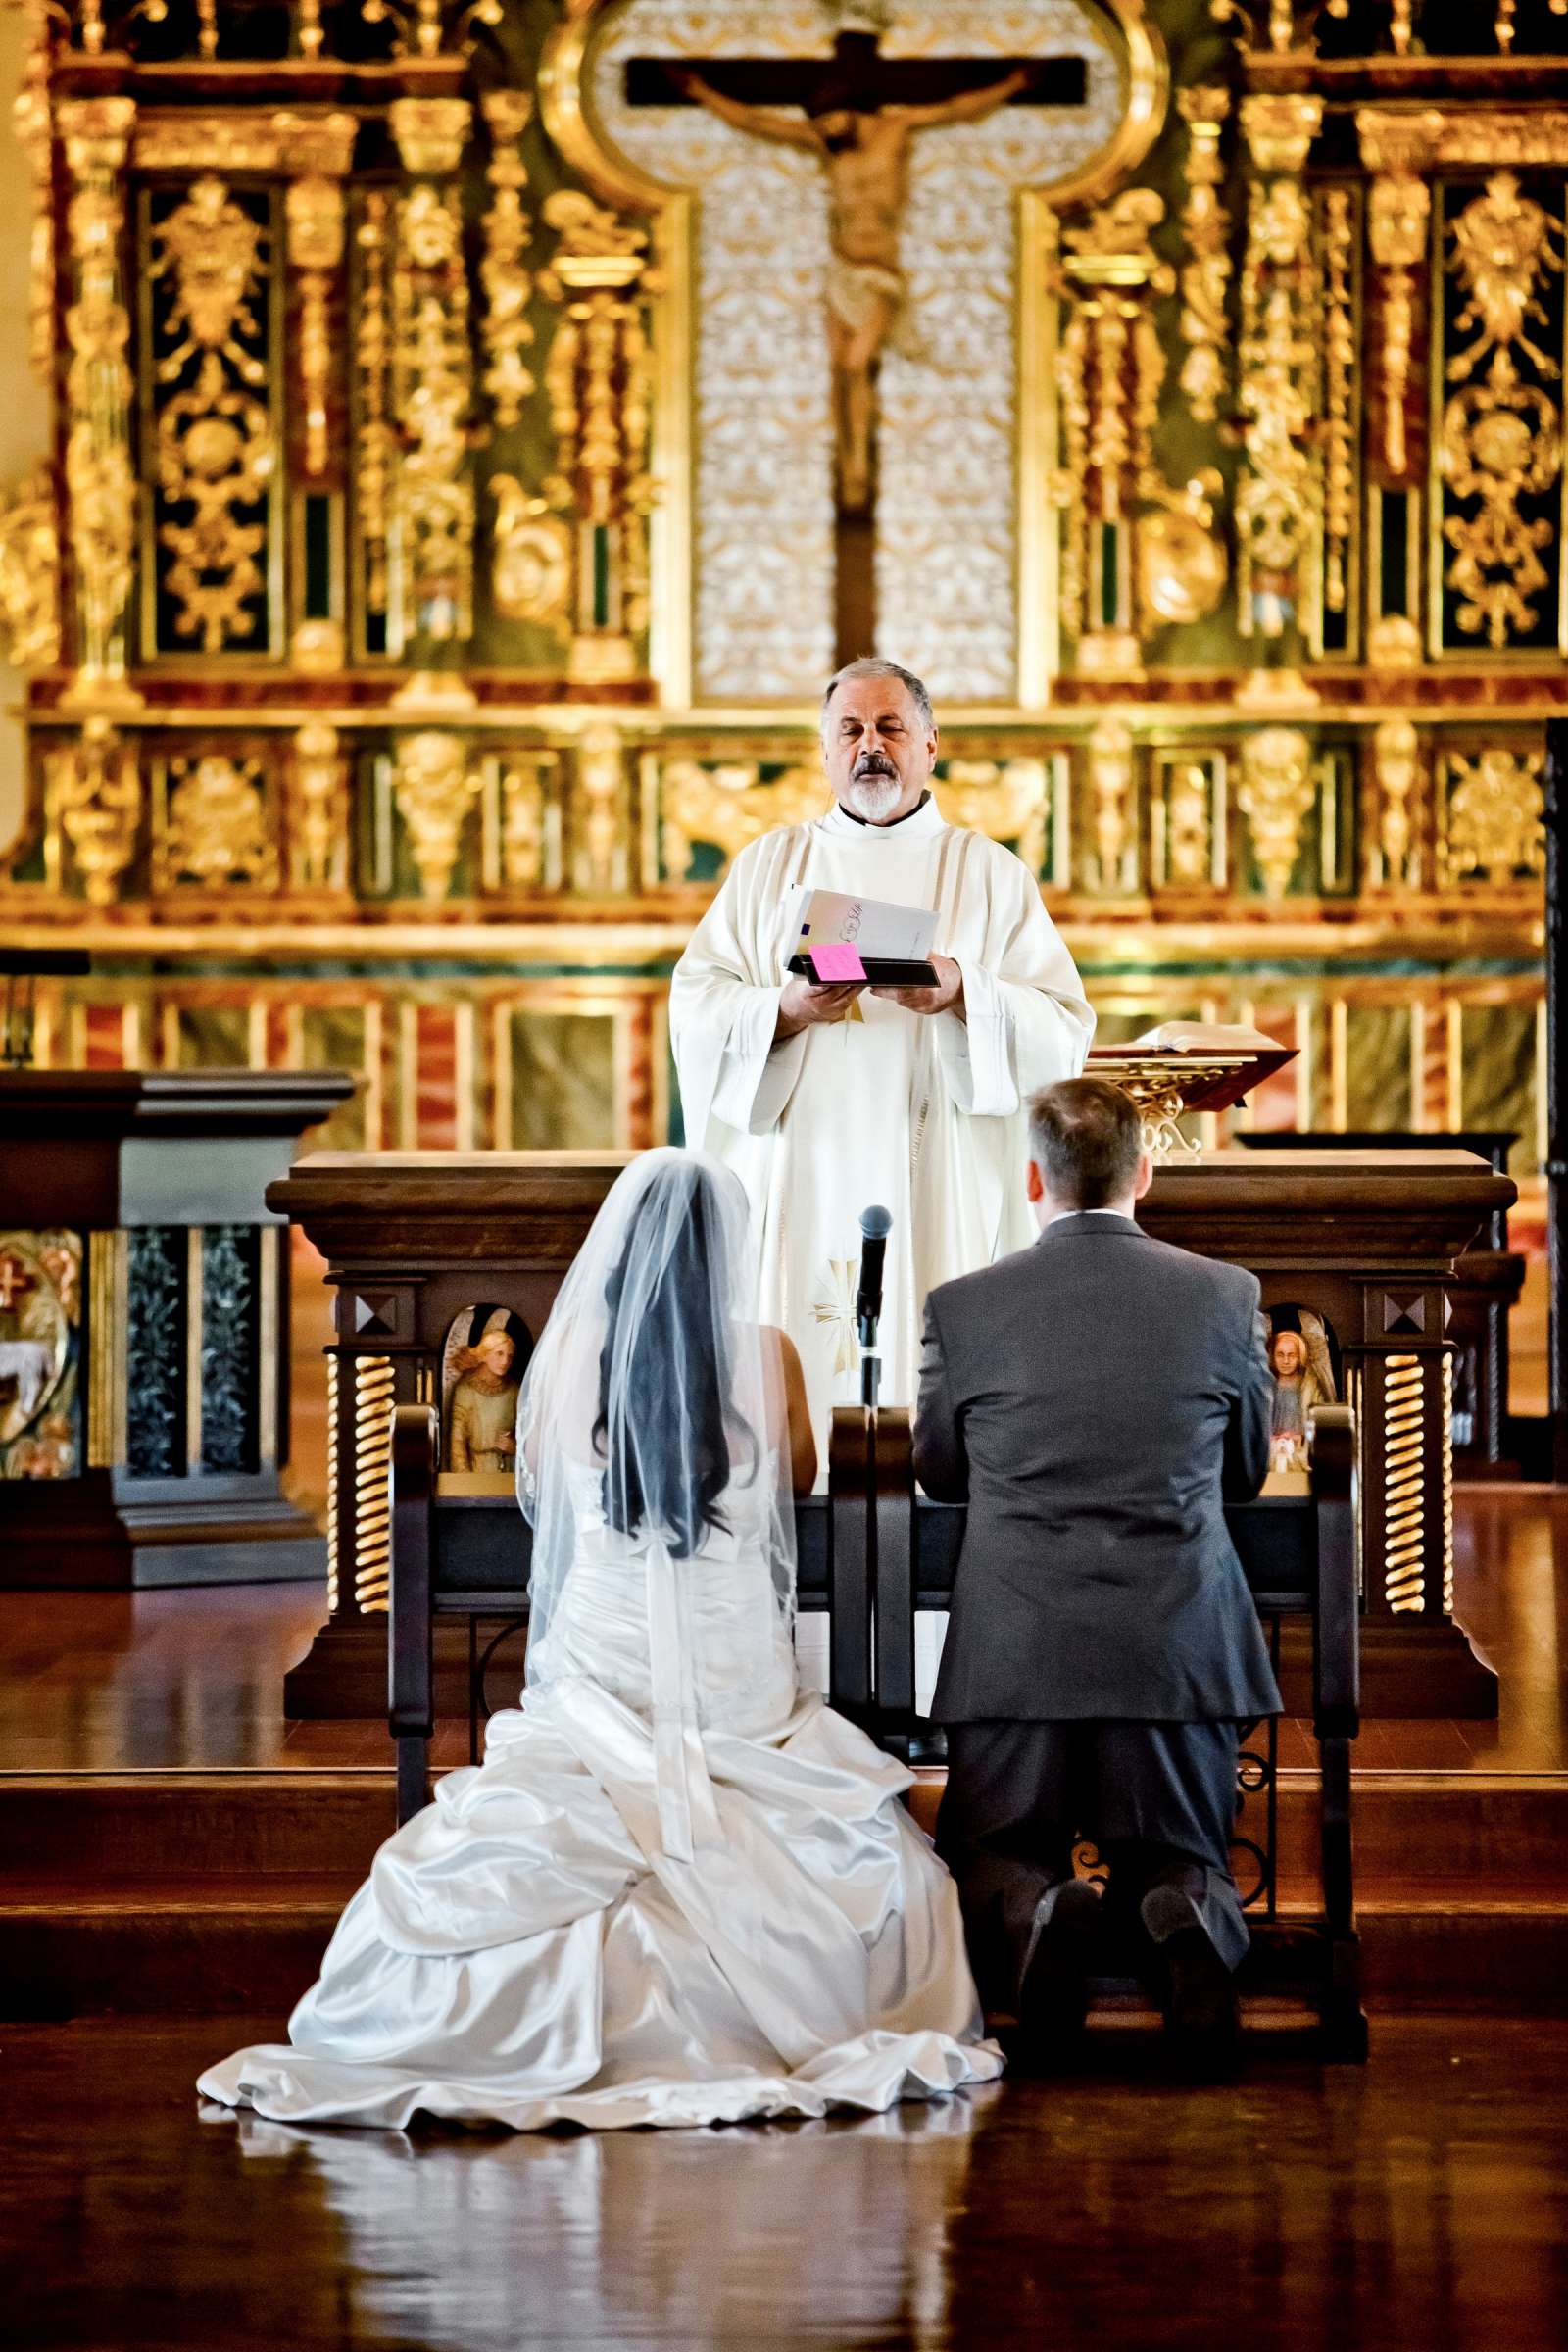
57,96 -> 139,712
1358,112 -> 1431,668
388,97 -> 476,709
1052,193 -> 1225,676
1175,87 -> 1232,427
280,110 -> 358,673
540,191 -> 654,685
1236,95 -> 1322,707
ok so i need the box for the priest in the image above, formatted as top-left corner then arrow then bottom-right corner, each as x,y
671,657 -> 1094,1459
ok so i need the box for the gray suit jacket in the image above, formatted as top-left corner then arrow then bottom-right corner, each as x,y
914,1212 -> 1282,1724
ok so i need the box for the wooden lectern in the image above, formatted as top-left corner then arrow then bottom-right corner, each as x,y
276,1144 -> 1511,1719
0,1069 -> 355,1587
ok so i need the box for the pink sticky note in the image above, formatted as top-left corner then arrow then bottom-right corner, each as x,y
810,942 -> 867,984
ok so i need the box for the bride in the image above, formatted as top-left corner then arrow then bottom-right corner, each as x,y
199,1150 -> 1003,2131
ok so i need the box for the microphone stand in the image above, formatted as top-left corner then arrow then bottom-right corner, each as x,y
858,1297 -> 882,1415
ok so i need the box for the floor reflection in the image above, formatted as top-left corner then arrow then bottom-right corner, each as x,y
221,2089 -> 992,2352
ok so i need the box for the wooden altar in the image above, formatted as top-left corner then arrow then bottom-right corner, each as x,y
276,1142 -> 1511,1719
0,1070 -> 354,1588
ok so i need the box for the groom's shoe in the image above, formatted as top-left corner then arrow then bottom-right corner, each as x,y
1140,1883 -> 1241,2076
1016,1877 -> 1103,2046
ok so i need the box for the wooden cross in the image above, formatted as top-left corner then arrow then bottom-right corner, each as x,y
628,30 -> 1092,664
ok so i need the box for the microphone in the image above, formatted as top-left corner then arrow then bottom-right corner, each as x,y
856,1203 -> 892,1336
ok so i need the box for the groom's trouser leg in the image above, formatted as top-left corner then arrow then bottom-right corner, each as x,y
935,1723 -> 1083,2011
1090,1722 -> 1250,1975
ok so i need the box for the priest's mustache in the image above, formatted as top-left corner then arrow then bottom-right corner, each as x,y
854,753 -> 898,778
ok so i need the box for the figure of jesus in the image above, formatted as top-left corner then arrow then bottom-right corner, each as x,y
673,57 -> 1037,511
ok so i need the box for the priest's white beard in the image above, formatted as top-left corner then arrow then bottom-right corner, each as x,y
841,760 -> 903,824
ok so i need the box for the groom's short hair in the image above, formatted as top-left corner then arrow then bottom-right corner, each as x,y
1028,1077 -> 1143,1209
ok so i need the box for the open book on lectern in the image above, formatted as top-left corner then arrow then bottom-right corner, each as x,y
785,888 -> 941,990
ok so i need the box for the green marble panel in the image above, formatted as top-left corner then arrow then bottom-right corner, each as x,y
1460,1004 -> 1539,1177
1344,1005 -> 1412,1131
508,1012 -> 616,1150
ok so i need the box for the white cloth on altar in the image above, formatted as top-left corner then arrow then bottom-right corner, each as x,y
197,1458 -> 1000,2133
669,796 -> 1094,1454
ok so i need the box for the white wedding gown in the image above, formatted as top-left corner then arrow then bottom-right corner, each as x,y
199,1460 -> 1002,2132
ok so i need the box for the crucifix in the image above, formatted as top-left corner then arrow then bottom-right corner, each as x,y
628,27 -> 1089,664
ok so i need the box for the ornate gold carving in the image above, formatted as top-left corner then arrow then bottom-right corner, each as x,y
1320,188 -> 1355,626
1371,719 -> 1421,888
1139,503 -> 1228,628
939,761 -> 1052,875
1175,87 -> 1231,427
1160,760 -> 1217,887
0,466 -> 62,670
1358,109 -> 1568,176
1440,748 -> 1544,885
1441,176 -> 1564,652
390,103 -> 474,656
59,96 -> 138,709
1238,725 -> 1313,900
1382,1353 -> 1426,1614
160,753 -> 275,890
1051,192 -> 1225,664
1368,172 -> 1429,484
490,477 -> 572,636
541,190 -> 655,678
149,178 -> 274,654
285,174 -> 346,480
291,617 -> 345,672
355,188 -> 393,624
660,760 -> 825,883
575,722 -> 628,892
289,722 -> 350,895
393,730 -> 479,903
362,0 -> 502,60
479,92 -> 535,432
1449,172 -> 1564,378
1086,719 -> 1136,893
46,718 -> 140,906
134,108 -> 356,177
16,9 -> 55,382
1237,99 -> 1322,658
1368,612 -> 1423,667
495,755 -> 559,891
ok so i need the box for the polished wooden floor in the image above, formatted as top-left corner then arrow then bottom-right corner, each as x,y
3,1484 -> 1566,1773
2,2014 -> 1563,2351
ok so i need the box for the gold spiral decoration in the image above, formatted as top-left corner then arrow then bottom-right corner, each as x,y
1442,1350 -> 1456,1618
1383,1352 -> 1427,1613
324,1351 -> 340,1614
353,1354 -> 396,1615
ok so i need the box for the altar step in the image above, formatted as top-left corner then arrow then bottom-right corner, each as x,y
4,1769 -> 1567,2021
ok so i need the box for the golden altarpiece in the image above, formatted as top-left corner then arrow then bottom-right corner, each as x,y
0,2 -> 1552,1164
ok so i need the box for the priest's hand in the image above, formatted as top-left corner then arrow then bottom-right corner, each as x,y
870,955 -> 965,1020
775,976 -> 866,1040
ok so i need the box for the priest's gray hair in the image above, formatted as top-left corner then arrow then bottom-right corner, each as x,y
821,658 -> 935,737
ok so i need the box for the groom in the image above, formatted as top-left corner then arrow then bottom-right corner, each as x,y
914,1076 -> 1279,2065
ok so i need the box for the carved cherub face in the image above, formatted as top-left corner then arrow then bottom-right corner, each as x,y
1270,1329 -> 1306,1379
476,1332 -> 516,1379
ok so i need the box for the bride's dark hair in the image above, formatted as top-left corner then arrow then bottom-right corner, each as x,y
594,1161 -> 759,1559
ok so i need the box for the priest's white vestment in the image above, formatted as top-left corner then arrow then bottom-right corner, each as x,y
670,796 -> 1094,1454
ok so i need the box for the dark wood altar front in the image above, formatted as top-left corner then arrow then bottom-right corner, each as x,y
276,1145 -> 1513,1719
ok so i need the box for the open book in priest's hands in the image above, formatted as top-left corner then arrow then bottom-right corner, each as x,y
786,888 -> 941,990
